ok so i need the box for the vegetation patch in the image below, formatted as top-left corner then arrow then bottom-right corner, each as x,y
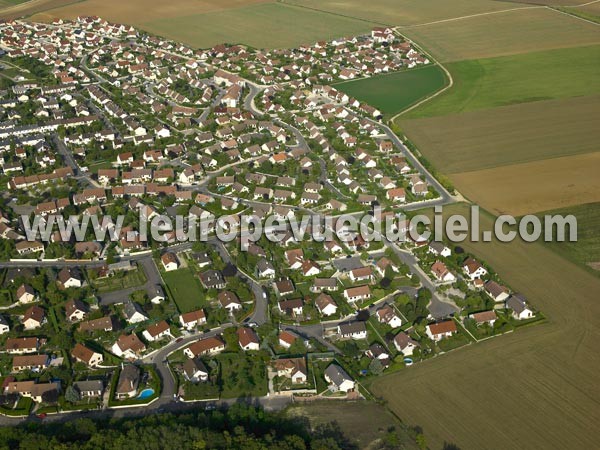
334,65 -> 447,117
404,45 -> 600,118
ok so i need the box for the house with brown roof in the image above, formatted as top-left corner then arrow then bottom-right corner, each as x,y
469,310 -> 498,326
238,327 -> 260,351
5,337 -> 40,354
12,354 -> 49,372
115,364 -> 139,399
218,291 -> 242,312
349,266 -> 373,283
142,320 -> 172,342
179,309 -> 206,330
463,258 -> 488,281
16,284 -> 36,304
57,268 -> 83,289
161,252 -> 179,271
426,320 -> 457,342
272,357 -> 308,384
71,343 -> 103,367
78,316 -> 115,333
184,336 -> 225,358
393,332 -> 419,356
376,305 -> 402,328
273,279 -> 295,297
111,333 -> 146,359
278,330 -> 299,349
65,299 -> 89,322
484,280 -> 510,303
431,261 -> 456,283
183,358 -> 209,383
343,285 -> 371,303
315,293 -> 338,316
278,298 -> 304,316
22,305 -> 45,330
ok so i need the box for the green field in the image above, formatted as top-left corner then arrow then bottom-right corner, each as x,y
536,202 -> 600,278
334,65 -> 447,117
371,203 -> 600,449
404,45 -> 600,118
161,267 -> 205,313
401,8 -> 600,61
141,2 -> 374,49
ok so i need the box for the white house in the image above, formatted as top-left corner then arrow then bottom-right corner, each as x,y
0,315 -> 10,334
426,320 -> 457,342
463,258 -> 488,281
324,364 -> 355,392
179,309 -> 207,330
123,302 -> 149,324
161,252 -> 179,271
315,293 -> 338,316
338,321 -> 367,340
506,295 -> 534,320
142,320 -> 172,342
238,327 -> 260,351
393,332 -> 419,356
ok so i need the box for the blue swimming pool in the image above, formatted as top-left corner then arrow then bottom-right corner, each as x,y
137,388 -> 155,399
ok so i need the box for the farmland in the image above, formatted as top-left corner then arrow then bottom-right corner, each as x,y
404,45 -> 600,118
25,0 -> 270,23
399,95 -> 600,174
536,202 -> 600,278
401,8 -> 600,61
286,401 -> 420,449
371,203 -> 600,450
161,268 -> 205,313
334,65 -> 447,117
139,3 -> 373,49
451,151 -> 600,215
285,0 -> 526,26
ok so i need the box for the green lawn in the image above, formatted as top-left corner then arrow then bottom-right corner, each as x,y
536,202 -> 600,278
92,268 -> 147,293
334,65 -> 447,117
405,45 -> 600,118
162,267 -> 205,313
217,353 -> 267,398
141,2 -> 373,49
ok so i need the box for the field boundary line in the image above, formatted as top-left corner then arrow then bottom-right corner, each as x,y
277,0 -> 391,26
546,5 -> 600,25
397,5 -> 543,29
388,30 -> 453,121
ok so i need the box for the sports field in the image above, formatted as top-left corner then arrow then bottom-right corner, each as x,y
536,201 -> 600,277
404,45 -> 600,118
400,95 -> 600,174
401,8 -> 600,61
371,203 -> 600,449
451,152 -> 600,215
334,65 -> 447,117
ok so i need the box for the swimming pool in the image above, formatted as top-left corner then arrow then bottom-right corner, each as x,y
137,388 -> 155,400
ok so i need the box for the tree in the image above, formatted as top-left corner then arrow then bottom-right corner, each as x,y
41,389 -> 59,404
368,357 -> 384,375
65,385 -> 80,403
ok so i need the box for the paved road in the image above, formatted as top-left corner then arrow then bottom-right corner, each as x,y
98,257 -> 162,305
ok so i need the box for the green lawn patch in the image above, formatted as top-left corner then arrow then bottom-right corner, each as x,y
162,267 -> 205,313
334,65 -> 447,117
92,267 -> 147,293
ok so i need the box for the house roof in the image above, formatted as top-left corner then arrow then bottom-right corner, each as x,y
12,354 -> 48,368
23,305 -> 45,324
116,364 -> 139,394
186,336 -> 225,356
145,320 -> 170,337
470,310 -> 497,324
324,363 -> 352,386
180,309 -> 206,324
237,327 -> 259,347
428,320 -> 457,335
71,343 -> 97,363
218,291 -> 240,307
345,285 -> 370,297
116,333 -> 146,353
339,321 -> 366,335
183,357 -> 208,378
5,337 -> 38,351
279,330 -> 297,346
394,331 -> 418,350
